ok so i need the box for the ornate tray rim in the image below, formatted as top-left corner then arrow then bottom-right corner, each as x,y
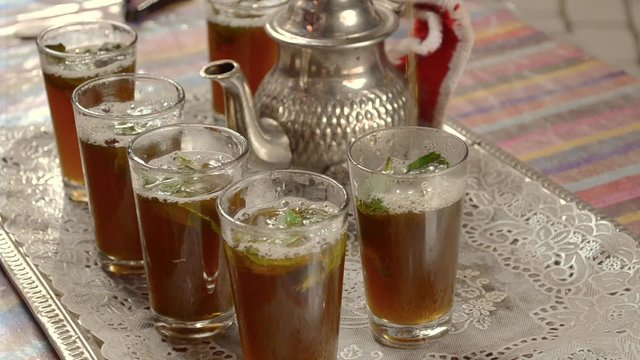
0,225 -> 100,360
1,120 -> 637,360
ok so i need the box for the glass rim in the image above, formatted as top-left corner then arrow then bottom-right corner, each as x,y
36,19 -> 137,58
347,126 -> 470,178
217,169 -> 350,235
128,123 -> 250,177
71,73 -> 185,122
207,0 -> 288,15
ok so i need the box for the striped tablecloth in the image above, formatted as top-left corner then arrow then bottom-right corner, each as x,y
1,0 -> 638,358
452,1 -> 640,234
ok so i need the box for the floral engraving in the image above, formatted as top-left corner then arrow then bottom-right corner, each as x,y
452,269 -> 506,333
340,345 -> 384,360
340,345 -> 363,359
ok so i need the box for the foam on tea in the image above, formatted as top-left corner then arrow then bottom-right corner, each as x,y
136,150 -> 236,202
208,11 -> 265,27
361,154 -> 466,214
42,43 -> 135,78
230,197 -> 344,260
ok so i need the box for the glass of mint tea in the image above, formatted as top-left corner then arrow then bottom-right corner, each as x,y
217,170 -> 349,360
347,126 -> 469,348
37,20 -> 137,202
72,73 -> 185,276
127,124 -> 249,339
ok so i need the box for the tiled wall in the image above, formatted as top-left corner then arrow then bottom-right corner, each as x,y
497,0 -> 640,77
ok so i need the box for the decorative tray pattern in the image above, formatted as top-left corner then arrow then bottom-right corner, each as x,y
1,95 -> 639,359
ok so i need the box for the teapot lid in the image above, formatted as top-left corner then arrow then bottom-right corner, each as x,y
266,0 -> 398,48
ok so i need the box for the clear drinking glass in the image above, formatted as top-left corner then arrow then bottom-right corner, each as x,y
217,170 -> 349,360
37,20 -> 137,201
206,0 -> 286,114
72,73 -> 185,275
128,124 -> 249,339
347,126 -> 468,347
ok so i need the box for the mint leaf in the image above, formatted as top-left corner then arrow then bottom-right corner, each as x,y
382,157 -> 393,173
405,151 -> 449,172
45,43 -> 66,53
177,155 -> 200,171
356,196 -> 389,215
284,208 -> 303,227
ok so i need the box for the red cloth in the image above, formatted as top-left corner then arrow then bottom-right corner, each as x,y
392,1 -> 474,128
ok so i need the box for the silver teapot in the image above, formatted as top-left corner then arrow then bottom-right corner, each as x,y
201,0 -> 415,172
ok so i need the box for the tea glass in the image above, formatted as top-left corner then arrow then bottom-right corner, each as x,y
347,126 -> 468,348
128,124 -> 249,339
217,170 -> 349,360
72,73 -> 184,275
37,20 -> 137,201
206,0 -> 286,114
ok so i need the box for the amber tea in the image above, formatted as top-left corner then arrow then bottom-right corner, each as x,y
218,171 -> 349,359
80,140 -> 142,265
356,198 -> 462,325
37,21 -> 137,201
43,62 -> 135,191
128,125 -> 249,339
348,127 -> 468,348
225,200 -> 346,360
73,74 -> 185,275
134,152 -> 235,327
206,0 -> 284,113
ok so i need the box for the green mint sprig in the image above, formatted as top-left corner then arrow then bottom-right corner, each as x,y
45,43 -> 66,52
405,151 -> 450,172
284,208 -> 303,227
382,157 -> 393,173
356,196 -> 389,215
177,155 -> 200,171
359,151 -> 450,215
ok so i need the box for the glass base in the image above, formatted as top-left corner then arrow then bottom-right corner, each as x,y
63,178 -> 87,202
153,310 -> 235,340
99,252 -> 145,276
369,312 -> 452,348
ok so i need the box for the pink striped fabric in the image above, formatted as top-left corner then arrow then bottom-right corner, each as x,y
451,1 -> 640,234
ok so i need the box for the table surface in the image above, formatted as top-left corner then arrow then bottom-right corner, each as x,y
1,0 -> 639,359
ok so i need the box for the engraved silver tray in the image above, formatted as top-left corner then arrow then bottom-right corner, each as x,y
1,90 -> 639,360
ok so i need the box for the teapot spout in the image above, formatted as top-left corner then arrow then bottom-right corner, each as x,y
200,60 -> 291,168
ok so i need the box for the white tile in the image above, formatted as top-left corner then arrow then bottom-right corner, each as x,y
524,17 -> 568,35
487,0 -> 640,77
631,1 -> 640,28
505,0 -> 560,13
613,59 -> 640,77
566,0 -> 626,22
562,27 -> 638,61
